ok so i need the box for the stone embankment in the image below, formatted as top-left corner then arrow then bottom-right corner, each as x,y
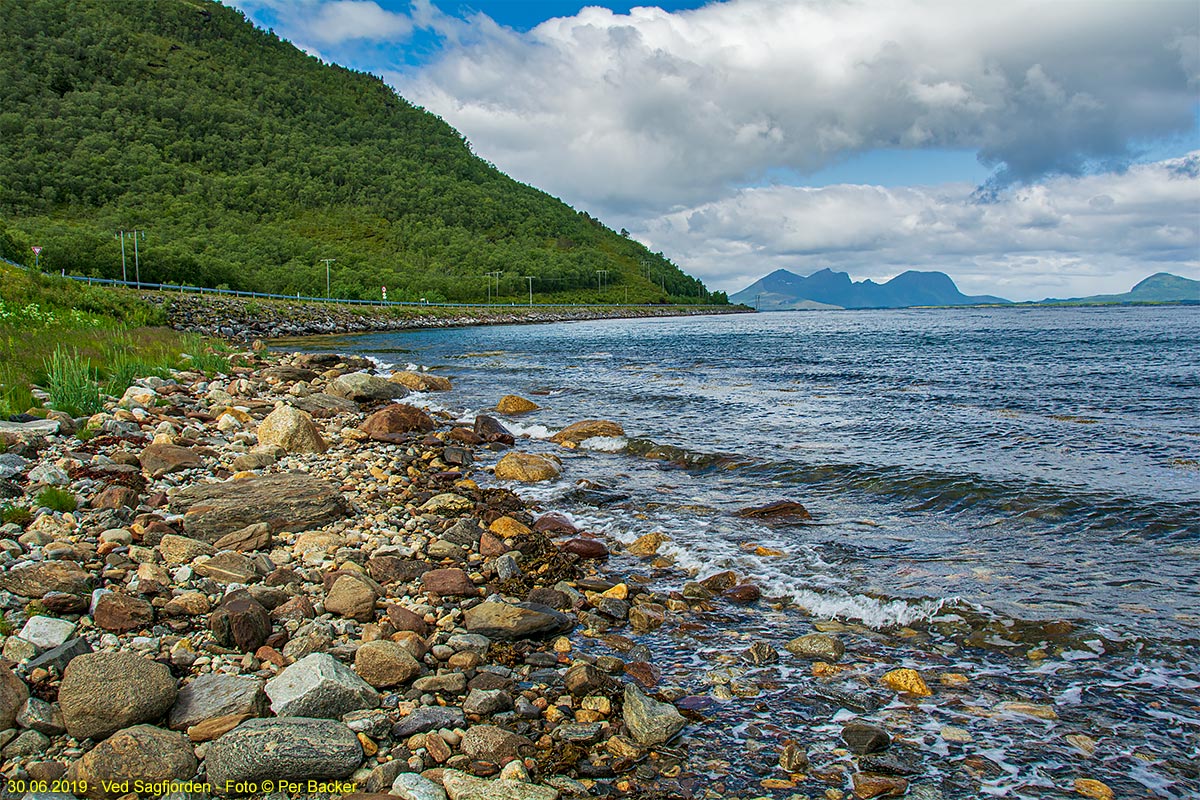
142,292 -> 750,339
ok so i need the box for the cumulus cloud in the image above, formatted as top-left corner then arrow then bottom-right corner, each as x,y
394,0 -> 1198,214
635,153 -> 1200,301
237,0 -> 413,45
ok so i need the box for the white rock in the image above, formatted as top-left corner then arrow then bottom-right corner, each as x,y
18,616 -> 77,651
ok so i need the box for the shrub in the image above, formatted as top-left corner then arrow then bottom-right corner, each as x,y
35,486 -> 77,513
44,347 -> 102,417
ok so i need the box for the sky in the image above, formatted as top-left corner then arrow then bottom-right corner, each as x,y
230,0 -> 1200,300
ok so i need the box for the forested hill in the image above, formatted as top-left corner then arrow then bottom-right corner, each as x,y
0,0 -> 722,305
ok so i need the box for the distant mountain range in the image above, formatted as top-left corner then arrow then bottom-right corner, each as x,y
731,269 -> 1198,310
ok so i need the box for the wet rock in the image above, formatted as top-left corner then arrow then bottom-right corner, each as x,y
860,748 -> 924,776
558,538 -> 608,559
1073,778 -> 1115,800
208,589 -> 272,652
325,574 -> 379,622
354,640 -> 422,688
421,493 -> 474,514
205,717 -> 363,788
626,531 -> 669,557
440,769 -> 559,800
67,724 -> 198,799
564,664 -> 608,696
462,688 -> 514,717
59,653 -> 178,741
786,633 -> 845,662
266,652 -> 380,718
743,641 -> 778,665
139,442 -> 204,478
171,472 -> 351,542
735,500 -> 813,521
18,615 -> 77,650
257,404 -> 328,453
328,372 -> 409,403
628,603 -> 666,632
841,721 -> 891,755
495,452 -> 561,483
880,667 -> 932,697
496,395 -> 540,414
391,706 -> 466,738
390,371 -> 452,392
698,570 -> 738,592
724,583 -> 762,604
0,560 -> 95,597
622,684 -> 685,746
532,513 -> 577,535
550,420 -> 625,446
994,700 -> 1058,720
169,673 -> 267,731
93,593 -> 155,633
474,415 -> 515,443
392,772 -> 449,800
464,601 -> 574,640
460,724 -> 530,763
850,773 -> 909,798
361,404 -> 436,441
779,743 -> 809,773
422,568 -> 478,597
213,521 -> 272,552
0,665 -> 30,729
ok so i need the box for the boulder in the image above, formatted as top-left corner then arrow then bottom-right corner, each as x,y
0,560 -> 94,598
496,395 -> 540,414
169,673 -> 267,731
473,415 -> 515,443
735,500 -> 813,521
841,721 -> 891,754
360,404 -> 437,441
464,602 -> 574,640
204,717 -> 363,789
440,769 -> 559,800
325,574 -> 379,622
256,405 -> 327,454
266,652 -> 379,718
392,772 -> 450,800
59,653 -> 177,741
459,724 -> 530,763
328,372 -> 409,403
390,371 -> 453,392
549,420 -> 624,446
785,633 -> 845,662
422,568 -> 477,598
208,590 -> 272,653
93,593 -> 155,633
170,472 -> 351,543
289,392 -> 360,417
558,538 -> 608,559
622,684 -> 685,746
193,551 -> 258,584
18,615 -> 77,650
391,706 -> 466,738
138,443 -> 204,478
67,724 -> 197,799
213,522 -> 272,552
0,664 -> 29,729
158,533 -> 216,564
354,640 -> 422,688
494,453 -> 560,483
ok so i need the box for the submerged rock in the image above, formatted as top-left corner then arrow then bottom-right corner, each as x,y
622,684 -> 685,746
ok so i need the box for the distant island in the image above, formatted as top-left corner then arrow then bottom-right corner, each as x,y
730,268 -> 1198,310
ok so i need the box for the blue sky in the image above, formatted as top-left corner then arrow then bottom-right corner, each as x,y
231,1 -> 1200,300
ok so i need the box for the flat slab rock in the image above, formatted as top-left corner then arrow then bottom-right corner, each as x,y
441,769 -> 560,800
204,717 -> 363,789
463,601 -> 574,640
170,472 -> 351,543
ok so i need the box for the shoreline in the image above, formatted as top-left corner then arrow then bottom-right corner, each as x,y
141,291 -> 750,340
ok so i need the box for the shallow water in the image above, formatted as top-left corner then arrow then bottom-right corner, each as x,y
300,306 -> 1200,798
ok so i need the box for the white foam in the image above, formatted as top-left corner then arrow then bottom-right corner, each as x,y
503,421 -> 554,439
578,436 -> 628,452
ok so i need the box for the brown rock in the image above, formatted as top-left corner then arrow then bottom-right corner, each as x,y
138,443 -> 204,478
59,654 -> 177,741
256,404 -> 328,454
385,605 -> 428,636
851,773 -> 909,798
209,590 -> 272,653
360,404 -> 436,441
549,419 -> 625,446
367,555 -> 432,585
629,603 -> 666,632
448,426 -> 484,445
0,664 -> 29,730
532,513 -> 578,535
188,713 -> 252,743
736,500 -> 813,521
354,641 -> 422,688
164,592 -> 210,616
0,561 -> 94,598
93,485 -> 139,510
460,724 -> 530,763
473,415 -> 515,443
496,395 -> 540,414
170,472 -> 351,543
626,531 -> 668,557
271,595 -> 316,622
488,516 -> 533,538
699,570 -> 739,592
421,568 -> 478,598
41,591 -> 88,614
193,551 -> 258,584
67,724 -> 197,799
724,584 -> 762,604
213,522 -> 272,552
325,575 -> 379,622
390,371 -> 452,392
479,532 -> 507,558
494,452 -> 560,482
558,538 -> 608,559
93,592 -> 155,633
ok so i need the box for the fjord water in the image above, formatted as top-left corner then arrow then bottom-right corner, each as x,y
329,306 -> 1199,797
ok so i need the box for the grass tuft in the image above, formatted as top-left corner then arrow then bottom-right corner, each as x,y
44,347 -> 103,417
35,486 -> 77,513
1,504 -> 32,526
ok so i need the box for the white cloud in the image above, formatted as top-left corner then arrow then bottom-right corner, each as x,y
396,0 -> 1198,214
237,0 -> 413,45
635,153 -> 1200,301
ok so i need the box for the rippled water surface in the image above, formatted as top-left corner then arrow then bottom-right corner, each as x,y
302,306 -> 1200,798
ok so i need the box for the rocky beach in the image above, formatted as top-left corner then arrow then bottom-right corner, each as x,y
0,336 -> 1177,800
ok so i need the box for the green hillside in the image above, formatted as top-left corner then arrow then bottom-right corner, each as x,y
0,0 -> 723,305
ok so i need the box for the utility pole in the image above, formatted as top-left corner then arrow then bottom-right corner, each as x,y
485,270 -> 502,304
320,259 -> 336,298
522,276 -> 535,306
131,229 -> 144,288
116,230 -> 128,282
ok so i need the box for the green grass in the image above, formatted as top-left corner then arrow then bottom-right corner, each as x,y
1,504 -> 33,527
181,333 -> 231,375
44,347 -> 103,417
35,487 -> 77,513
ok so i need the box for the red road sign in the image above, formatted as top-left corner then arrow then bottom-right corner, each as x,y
31,246 -> 42,254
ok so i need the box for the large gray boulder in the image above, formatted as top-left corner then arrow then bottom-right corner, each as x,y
256,405 -> 327,454
170,472 -> 350,543
265,652 -> 379,718
204,717 -> 362,789
622,684 -> 685,746
168,673 -> 267,731
59,653 -> 177,741
327,372 -> 409,403
463,602 -> 574,641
